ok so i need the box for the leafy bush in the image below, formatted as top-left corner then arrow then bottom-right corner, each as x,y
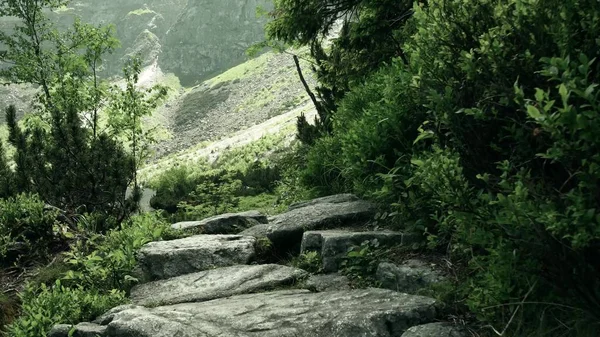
178,170 -> 243,221
0,194 -> 59,266
62,212 -> 172,293
149,165 -> 197,213
340,239 -> 384,288
290,251 -> 323,274
275,0 -> 600,334
5,281 -> 125,337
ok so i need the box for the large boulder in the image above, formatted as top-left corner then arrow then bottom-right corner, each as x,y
130,264 -> 308,306
301,230 -> 419,273
171,210 -> 268,234
101,289 -> 438,337
240,197 -> 376,255
401,322 -> 467,337
376,260 -> 445,295
136,235 -> 256,281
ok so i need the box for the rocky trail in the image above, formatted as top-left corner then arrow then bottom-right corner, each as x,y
48,195 -> 467,337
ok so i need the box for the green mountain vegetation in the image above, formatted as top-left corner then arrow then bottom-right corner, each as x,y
0,0 -> 599,336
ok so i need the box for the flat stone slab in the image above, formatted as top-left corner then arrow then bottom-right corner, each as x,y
401,322 -> 467,337
136,235 -> 256,281
171,210 -> 268,234
98,289 -> 438,337
130,264 -> 308,306
301,230 -> 419,272
377,260 -> 445,294
240,198 -> 375,254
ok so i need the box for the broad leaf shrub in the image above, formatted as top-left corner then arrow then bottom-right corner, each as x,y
4,212 -> 176,336
5,281 -> 125,337
297,0 -> 600,334
62,212 -> 174,293
0,194 -> 59,266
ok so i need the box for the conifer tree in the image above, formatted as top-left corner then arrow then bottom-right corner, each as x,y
0,0 -> 137,227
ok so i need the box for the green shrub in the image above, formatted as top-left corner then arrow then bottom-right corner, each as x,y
62,212 -> 171,293
0,194 -> 59,266
290,251 -> 323,274
149,165 -> 197,213
5,281 -> 125,337
340,239 -> 384,288
178,170 -> 243,220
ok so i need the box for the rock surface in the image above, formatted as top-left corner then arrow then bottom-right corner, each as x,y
160,0 -> 273,85
303,273 -> 351,292
103,289 -> 438,337
136,235 -> 256,281
401,322 -> 467,337
377,260 -> 445,294
49,322 -> 107,337
288,194 -> 359,211
171,210 -> 268,234
240,198 -> 376,254
130,264 -> 308,306
301,230 -> 418,272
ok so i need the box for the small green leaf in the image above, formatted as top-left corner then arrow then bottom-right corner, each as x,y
526,105 -> 542,119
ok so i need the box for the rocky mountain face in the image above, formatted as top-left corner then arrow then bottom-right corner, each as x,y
2,0 -> 270,83
160,0 -> 272,86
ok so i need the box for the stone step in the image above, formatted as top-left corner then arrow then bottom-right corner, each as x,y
130,264 -> 307,306
56,289 -> 437,337
301,230 -> 420,273
136,234 -> 256,281
241,196 -> 376,255
171,210 -> 268,234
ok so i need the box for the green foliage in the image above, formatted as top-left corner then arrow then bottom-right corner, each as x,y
5,280 -> 125,337
178,170 -> 242,220
340,239 -> 383,288
276,0 -> 600,334
0,138 -> 14,198
0,1 -> 140,223
108,56 -> 168,194
290,251 -> 323,274
62,212 -> 171,293
0,194 -> 59,266
266,0 -> 416,144
149,165 -> 197,213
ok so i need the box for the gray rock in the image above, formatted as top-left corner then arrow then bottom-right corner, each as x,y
48,324 -> 72,337
48,323 -> 107,337
288,194 -> 359,211
401,323 -> 467,337
171,210 -> 268,234
130,264 -> 308,306
303,274 -> 351,292
377,260 -> 445,294
301,230 -> 419,272
160,0 -> 273,85
93,305 -> 145,325
136,235 -> 256,281
104,289 -> 437,337
240,199 -> 376,254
